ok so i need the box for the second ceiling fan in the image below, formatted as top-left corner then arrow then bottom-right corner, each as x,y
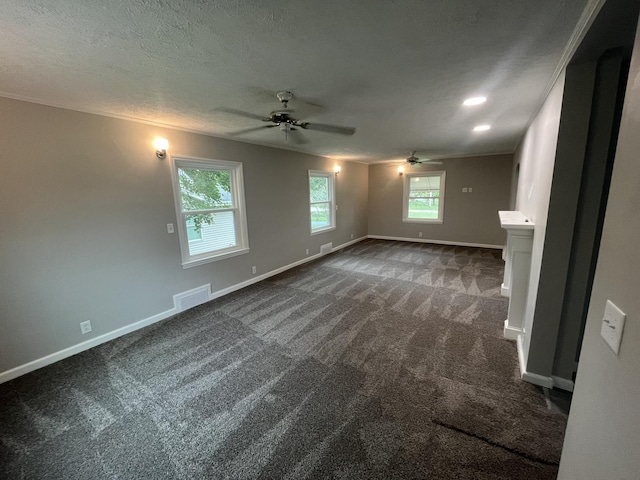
405,151 -> 442,166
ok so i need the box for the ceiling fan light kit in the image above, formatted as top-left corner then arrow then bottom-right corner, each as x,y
221,91 -> 356,143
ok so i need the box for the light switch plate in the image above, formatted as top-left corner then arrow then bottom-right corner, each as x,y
601,300 -> 626,355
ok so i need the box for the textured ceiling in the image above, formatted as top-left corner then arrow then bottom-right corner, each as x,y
0,0 -> 592,163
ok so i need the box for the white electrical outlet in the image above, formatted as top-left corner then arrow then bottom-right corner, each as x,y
468,187 -> 473,193
167,223 -> 174,234
80,320 -> 92,335
305,249 -> 309,255
601,300 -> 626,355
351,233 -> 354,239
418,232 -> 423,238
462,187 -> 468,193
252,266 -> 257,274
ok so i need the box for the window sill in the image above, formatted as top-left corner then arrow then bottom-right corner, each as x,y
311,226 -> 336,236
402,218 -> 444,224
182,247 -> 250,269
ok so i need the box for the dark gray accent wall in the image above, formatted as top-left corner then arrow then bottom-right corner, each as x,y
526,62 -> 597,376
554,50 -> 629,380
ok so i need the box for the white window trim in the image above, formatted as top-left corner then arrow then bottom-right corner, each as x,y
309,170 -> 336,235
402,170 -> 446,224
170,155 -> 250,268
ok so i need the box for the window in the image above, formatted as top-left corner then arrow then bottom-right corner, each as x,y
186,218 -> 203,242
171,156 -> 249,267
403,171 -> 446,223
309,170 -> 335,234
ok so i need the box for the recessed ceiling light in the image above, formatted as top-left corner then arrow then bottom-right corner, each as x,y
473,124 -> 491,132
463,96 -> 487,106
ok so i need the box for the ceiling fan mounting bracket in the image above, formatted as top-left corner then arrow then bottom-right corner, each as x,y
276,90 -> 294,108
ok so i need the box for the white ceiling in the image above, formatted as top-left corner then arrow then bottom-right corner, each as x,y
0,0 -> 593,163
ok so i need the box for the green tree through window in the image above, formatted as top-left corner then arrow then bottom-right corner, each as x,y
309,171 -> 335,232
171,157 -> 249,267
178,168 -> 232,232
402,171 -> 446,223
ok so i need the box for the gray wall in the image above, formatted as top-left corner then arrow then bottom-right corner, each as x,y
0,97 -> 369,373
558,17 -> 640,479
367,154 -> 512,246
513,72 -> 565,365
509,159 -> 520,210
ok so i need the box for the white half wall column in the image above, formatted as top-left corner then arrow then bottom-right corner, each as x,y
499,211 -> 534,341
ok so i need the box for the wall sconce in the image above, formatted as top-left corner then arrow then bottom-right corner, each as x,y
398,166 -> 405,175
334,165 -> 342,176
154,137 -> 168,159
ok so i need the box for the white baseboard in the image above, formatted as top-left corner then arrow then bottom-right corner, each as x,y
209,236 -> 367,301
367,235 -> 504,250
501,283 -> 510,297
333,236 -> 368,251
522,371 -> 554,389
503,319 -> 522,341
0,236 -> 367,384
516,334 -> 527,377
209,253 -> 322,301
0,307 -> 178,384
552,375 -> 575,392
516,335 -> 554,388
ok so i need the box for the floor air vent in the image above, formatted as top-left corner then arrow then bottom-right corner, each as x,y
174,284 -> 211,312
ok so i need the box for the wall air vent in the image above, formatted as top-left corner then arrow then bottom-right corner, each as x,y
320,242 -> 333,255
173,284 -> 211,312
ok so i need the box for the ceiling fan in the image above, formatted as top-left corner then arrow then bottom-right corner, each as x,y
405,151 -> 443,166
217,91 -> 356,144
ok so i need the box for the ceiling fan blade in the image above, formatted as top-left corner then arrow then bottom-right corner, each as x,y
300,122 -> 356,136
215,107 -> 271,122
288,128 -> 309,145
228,125 -> 277,136
421,160 -> 443,165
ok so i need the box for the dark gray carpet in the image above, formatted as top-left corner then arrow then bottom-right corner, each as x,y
0,239 -> 568,479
